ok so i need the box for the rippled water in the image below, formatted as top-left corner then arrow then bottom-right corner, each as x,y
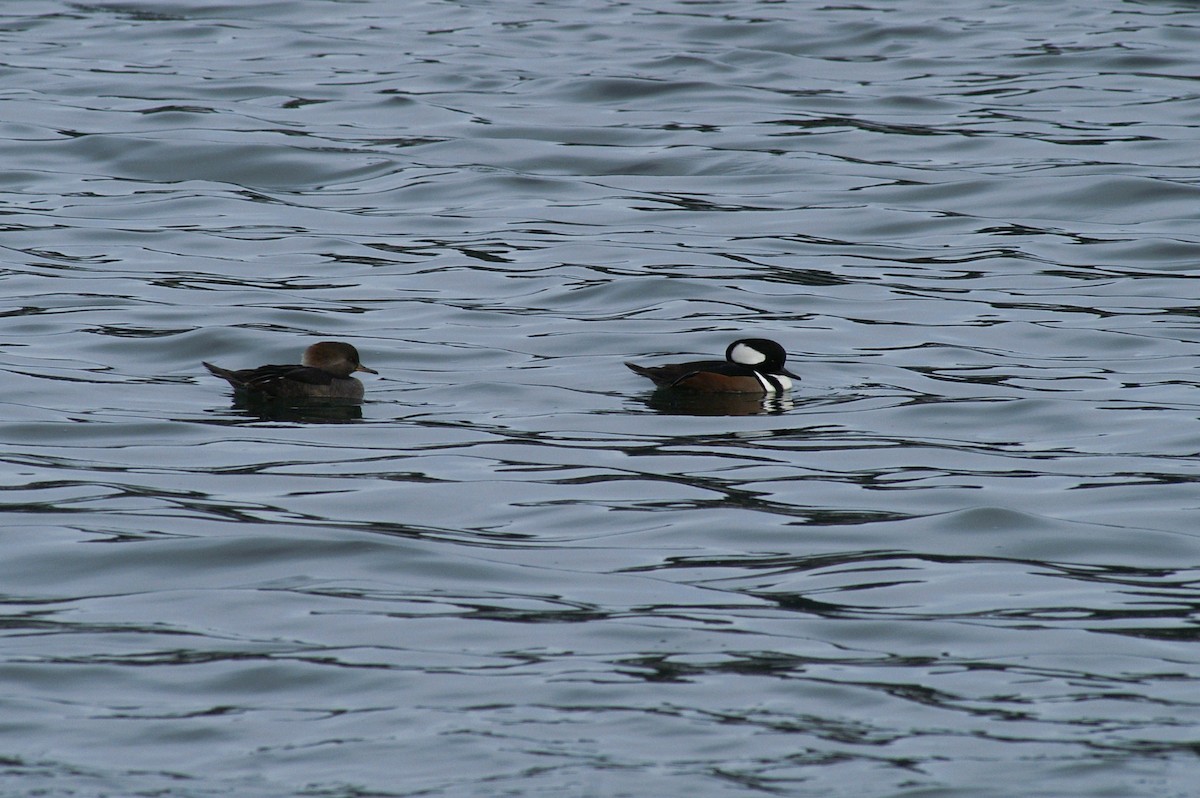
3,0 -> 1200,795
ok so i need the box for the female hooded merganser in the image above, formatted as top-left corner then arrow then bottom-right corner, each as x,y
626,338 -> 798,394
203,341 -> 377,400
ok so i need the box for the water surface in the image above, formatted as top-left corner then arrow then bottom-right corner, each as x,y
2,1 -> 1200,796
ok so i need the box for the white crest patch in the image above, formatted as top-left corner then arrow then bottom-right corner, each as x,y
729,342 -> 766,366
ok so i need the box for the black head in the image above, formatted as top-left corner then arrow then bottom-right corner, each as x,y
725,338 -> 795,376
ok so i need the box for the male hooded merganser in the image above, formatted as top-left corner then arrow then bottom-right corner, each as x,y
626,338 -> 798,394
203,341 -> 377,400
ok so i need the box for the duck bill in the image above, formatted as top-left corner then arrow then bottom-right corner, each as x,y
355,364 -> 379,375
781,368 -> 800,380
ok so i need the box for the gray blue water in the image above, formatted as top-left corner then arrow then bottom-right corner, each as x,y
3,0 -> 1200,795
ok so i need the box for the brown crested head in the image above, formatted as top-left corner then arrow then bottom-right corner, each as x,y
302,341 -> 378,378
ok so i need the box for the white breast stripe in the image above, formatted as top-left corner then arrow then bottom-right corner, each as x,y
758,372 -> 792,393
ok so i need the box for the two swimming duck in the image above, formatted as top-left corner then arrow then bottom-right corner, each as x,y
204,337 -> 797,400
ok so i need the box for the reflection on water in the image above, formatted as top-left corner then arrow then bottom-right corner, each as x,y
2,0 -> 1200,796
636,389 -> 795,416
218,395 -> 366,424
